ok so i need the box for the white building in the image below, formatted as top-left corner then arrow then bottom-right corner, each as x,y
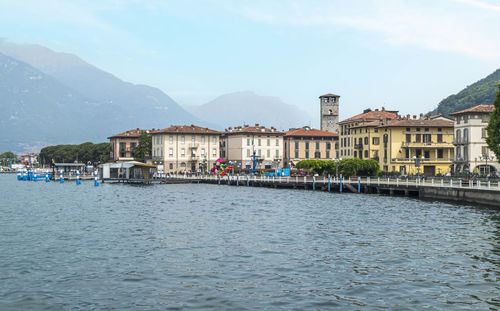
150,125 -> 220,173
220,124 -> 284,170
450,105 -> 499,175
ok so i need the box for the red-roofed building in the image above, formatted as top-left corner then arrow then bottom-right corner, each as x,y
221,124 -> 284,170
108,128 -> 150,162
283,126 -> 339,167
150,125 -> 221,173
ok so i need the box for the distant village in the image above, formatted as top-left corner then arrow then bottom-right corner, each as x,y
3,93 -> 498,177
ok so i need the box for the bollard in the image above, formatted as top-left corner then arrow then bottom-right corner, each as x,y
218,175 -> 221,185
60,170 -> 64,183
459,179 -> 462,188
76,170 -> 81,185
328,175 -> 331,192
313,176 -> 316,190
17,170 -> 22,180
94,171 -> 99,186
396,178 -> 399,186
23,170 -> 27,181
340,177 -> 343,192
358,176 -> 361,192
237,175 -> 239,186
304,176 -> 306,184
488,180 -> 491,189
45,172 -> 50,182
478,180 -> 481,188
450,179 -> 452,187
432,178 -> 434,186
296,176 -> 298,183
377,177 -> 380,186
33,171 -> 37,182
441,179 -> 443,187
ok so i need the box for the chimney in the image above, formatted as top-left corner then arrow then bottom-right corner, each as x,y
363,108 -> 372,113
255,123 -> 259,127
406,114 -> 410,119
413,115 -> 417,119
419,113 -> 423,119
375,108 -> 379,111
382,107 -> 385,111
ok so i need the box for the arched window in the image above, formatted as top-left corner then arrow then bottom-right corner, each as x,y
463,128 -> 468,143
456,129 -> 461,142
364,150 -> 368,158
364,137 -> 368,145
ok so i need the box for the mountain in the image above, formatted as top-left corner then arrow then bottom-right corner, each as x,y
0,52 -> 119,152
431,69 -> 500,116
0,41 -> 205,130
185,91 -> 313,131
0,40 -> 209,152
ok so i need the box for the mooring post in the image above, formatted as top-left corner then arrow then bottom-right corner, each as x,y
60,170 -> 64,183
367,177 -> 370,185
450,178 -> 452,187
218,175 -> 220,185
340,177 -> 343,193
94,170 -> 99,187
237,175 -> 239,186
304,176 -> 306,184
459,179 -> 462,188
358,176 -> 361,192
45,172 -> 50,182
478,180 -> 481,188
488,180 -> 491,189
328,174 -> 331,192
406,178 -> 409,187
313,176 -> 316,190
441,179 -> 443,187
76,170 -> 81,185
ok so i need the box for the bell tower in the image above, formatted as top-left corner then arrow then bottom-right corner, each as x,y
320,93 -> 340,133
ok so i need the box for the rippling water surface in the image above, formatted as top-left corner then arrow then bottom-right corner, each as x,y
0,175 -> 499,310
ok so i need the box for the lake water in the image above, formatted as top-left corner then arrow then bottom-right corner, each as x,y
0,174 -> 499,310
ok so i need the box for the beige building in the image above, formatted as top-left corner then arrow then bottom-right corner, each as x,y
339,108 -> 398,159
283,126 -> 339,168
150,125 -> 220,173
220,124 -> 284,170
450,104 -> 498,175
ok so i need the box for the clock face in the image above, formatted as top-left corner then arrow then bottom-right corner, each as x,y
328,120 -> 333,124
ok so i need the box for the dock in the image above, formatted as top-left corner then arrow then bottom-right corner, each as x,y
162,175 -> 500,209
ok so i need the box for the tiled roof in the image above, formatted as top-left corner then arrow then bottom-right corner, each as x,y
108,129 -> 146,139
380,118 -> 453,128
319,93 -> 340,98
449,105 -> 494,116
340,110 -> 398,123
152,125 -> 220,134
350,120 -> 383,128
285,127 -> 339,137
223,124 -> 284,135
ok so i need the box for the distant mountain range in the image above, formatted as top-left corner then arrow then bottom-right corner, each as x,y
0,41 -> 313,153
430,69 -> 500,116
184,91 -> 313,131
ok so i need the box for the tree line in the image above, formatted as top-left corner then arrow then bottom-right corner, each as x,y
39,142 -> 109,165
295,158 -> 379,177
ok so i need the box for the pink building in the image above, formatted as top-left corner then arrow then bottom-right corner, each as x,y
108,129 -> 147,162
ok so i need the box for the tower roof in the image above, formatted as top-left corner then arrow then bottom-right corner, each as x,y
319,93 -> 340,98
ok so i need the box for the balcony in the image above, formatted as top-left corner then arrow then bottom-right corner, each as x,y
391,157 -> 453,163
452,138 -> 468,145
189,143 -> 199,148
402,142 -> 452,148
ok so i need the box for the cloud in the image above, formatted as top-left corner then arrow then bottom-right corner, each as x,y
222,0 -> 500,63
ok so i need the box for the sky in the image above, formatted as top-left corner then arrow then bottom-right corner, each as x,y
0,0 -> 499,124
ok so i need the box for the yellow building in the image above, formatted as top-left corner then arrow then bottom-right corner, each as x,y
347,115 -> 455,176
339,108 -> 398,159
379,117 -> 454,176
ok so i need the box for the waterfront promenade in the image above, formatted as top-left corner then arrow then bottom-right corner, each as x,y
165,174 -> 500,208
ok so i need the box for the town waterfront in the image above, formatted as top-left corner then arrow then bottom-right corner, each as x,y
1,174 -> 499,310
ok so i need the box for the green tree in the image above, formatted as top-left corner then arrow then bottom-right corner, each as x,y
0,151 -> 17,166
134,132 -> 152,162
486,84 -> 500,162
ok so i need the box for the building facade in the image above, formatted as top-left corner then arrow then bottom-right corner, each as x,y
108,128 -> 147,162
450,105 -> 499,175
319,93 -> 340,133
339,108 -> 398,159
150,125 -> 220,173
220,124 -> 284,170
379,117 -> 454,176
283,126 -> 339,168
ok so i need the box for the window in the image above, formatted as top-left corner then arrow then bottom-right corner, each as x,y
258,139 -> 261,146
267,150 -> 270,157
212,137 -> 216,144
275,150 -> 279,157
181,136 -> 185,144
212,149 -> 217,156
276,139 -> 279,146
373,137 -> 379,145
424,128 -> 429,132
192,149 -> 196,156
326,151 -> 330,158
169,163 -> 173,169
295,142 -> 299,149
305,151 -> 309,159
364,150 -> 368,158
416,128 -> 420,132
181,148 -> 185,156
169,136 -> 173,144
464,115 -> 469,123
314,151 -> 321,158
482,128 -> 487,138
324,97 -> 329,103
354,151 -> 357,158
364,137 -> 368,145
295,151 -> 299,158
424,150 -> 430,158
423,134 -> 431,143
463,147 -> 468,161
326,143 -> 331,149
201,136 -> 205,144
456,117 -> 460,124
247,149 -> 250,157
405,149 -> 410,158
374,129 -> 378,133
305,142 -> 309,149
406,128 -> 410,132
119,142 -> 126,157
201,148 -> 206,156
191,136 -> 195,144
169,148 -> 173,156
316,142 -> 320,149
482,114 -> 490,123
482,146 -> 489,157
415,134 -> 421,143
437,134 -> 443,143
258,150 -> 262,156
463,129 -> 468,143
267,139 -> 270,146
130,143 -> 137,157
247,138 -> 250,146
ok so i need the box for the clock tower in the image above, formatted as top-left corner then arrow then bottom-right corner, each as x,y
320,93 -> 340,133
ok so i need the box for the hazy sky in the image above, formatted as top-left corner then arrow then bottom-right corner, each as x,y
0,0 -> 499,122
